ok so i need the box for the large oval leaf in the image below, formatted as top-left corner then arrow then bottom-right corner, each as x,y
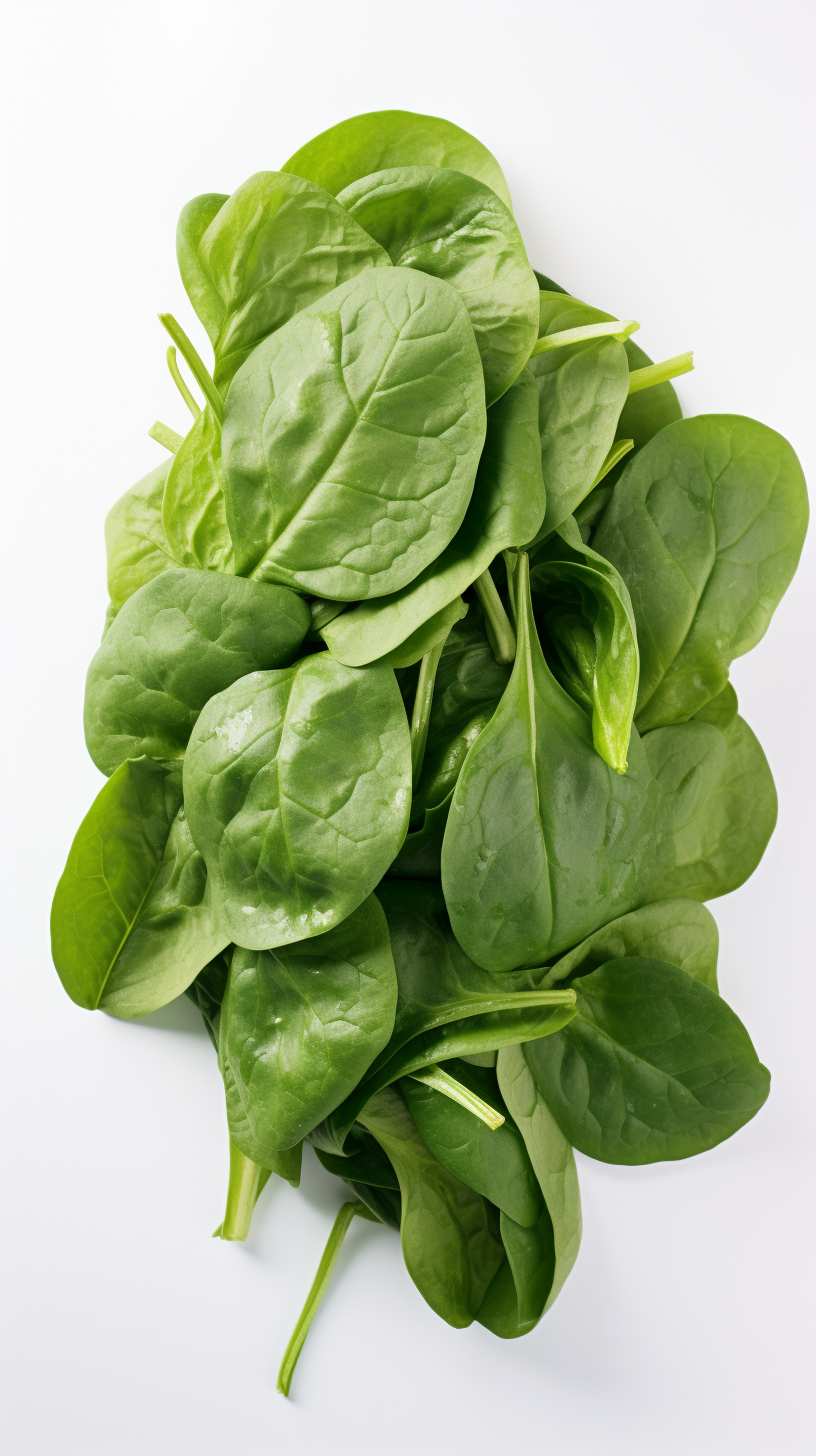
338,167 -> 537,405
524,956 -> 770,1163
283,109 -> 512,210
222,267 -> 487,600
322,370 -> 544,664
85,569 -> 309,776
220,896 -> 397,1157
594,415 -> 809,730
183,656 -> 411,949
51,761 -> 227,1017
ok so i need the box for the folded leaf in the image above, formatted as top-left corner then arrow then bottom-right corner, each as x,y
162,407 -> 234,572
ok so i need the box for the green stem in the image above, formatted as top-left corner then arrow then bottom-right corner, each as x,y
627,351 -> 693,395
529,318 -> 639,356
148,421 -> 184,454
277,1202 -> 380,1397
166,345 -> 202,418
474,568 -> 517,664
219,1140 -> 265,1241
406,1064 -> 505,1129
591,437 -> 634,487
410,639 -> 445,785
158,313 -> 224,423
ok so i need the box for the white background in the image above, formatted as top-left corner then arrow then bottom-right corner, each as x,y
2,2 -> 814,1452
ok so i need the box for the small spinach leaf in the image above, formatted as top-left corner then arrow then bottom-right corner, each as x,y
183,656 -> 411,949
161,407 -> 234,572
51,761 -> 227,1017
593,415 -> 809,729
176,192 -> 228,345
219,896 -> 397,1158
543,897 -> 720,993
222,267 -> 486,600
105,459 -> 177,615
359,1085 -> 504,1327
524,956 -> 770,1163
84,569 -> 310,776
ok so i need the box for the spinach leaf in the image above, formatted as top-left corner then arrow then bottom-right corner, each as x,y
105,459 -> 177,615
338,167 -> 538,405
161,407 -> 234,572
219,896 -> 397,1159
314,1126 -> 400,1190
442,555 -> 667,971
183,656 -> 411,949
194,171 -> 391,392
692,680 -> 739,732
475,1043 -> 582,1337
402,1059 -> 544,1226
359,1085 -> 504,1327
593,415 -> 809,729
542,897 -> 720,993
524,956 -> 771,1163
185,949 -> 230,1049
222,267 -> 486,600
51,760 -> 227,1017
321,369 -> 544,664
84,569 -> 310,776
176,192 -> 228,345
283,109 -> 512,211
645,713 -> 777,901
530,519 -> 639,773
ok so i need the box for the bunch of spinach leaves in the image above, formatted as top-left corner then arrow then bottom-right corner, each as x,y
51,107 -> 808,1393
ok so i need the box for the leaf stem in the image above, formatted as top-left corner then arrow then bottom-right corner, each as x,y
627,351 -> 693,395
148,421 -> 184,454
530,318 -> 639,356
474,568 -> 517,664
410,639 -> 445,785
591,437 -> 634,487
406,1064 -> 505,1129
158,313 -> 224,423
166,345 -> 202,419
219,1140 -> 265,1241
277,1202 -> 380,1397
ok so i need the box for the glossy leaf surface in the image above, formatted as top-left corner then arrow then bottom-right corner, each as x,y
220,896 -> 397,1157
283,109 -> 512,210
339,167 -> 537,405
543,897 -> 720,993
524,956 -> 770,1163
359,1085 -> 504,1327
183,656 -> 411,949
51,761 -> 226,1016
594,415 -> 809,729
222,267 -> 486,600
85,569 -> 309,776
322,370 -> 544,664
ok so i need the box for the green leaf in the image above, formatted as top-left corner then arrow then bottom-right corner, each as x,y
375,597 -> 468,672
183,656 -> 411,950
283,108 -> 512,211
84,569 -> 310,776
176,192 -> 228,346
321,369 -> 545,664
314,1126 -> 400,1189
442,555 -> 667,971
402,1059 -> 544,1226
524,956 -> 770,1164
338,167 -> 537,405
161,407 -> 234,572
51,761 -> 227,1016
543,898 -> 720,993
219,896 -> 397,1158
645,713 -> 777,901
692,680 -> 739,732
222,267 -> 486,600
359,1085 -> 504,1328
593,415 -> 809,730
196,171 -> 391,392
530,522 -> 639,773
105,460 -> 177,616
475,1043 -> 582,1336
